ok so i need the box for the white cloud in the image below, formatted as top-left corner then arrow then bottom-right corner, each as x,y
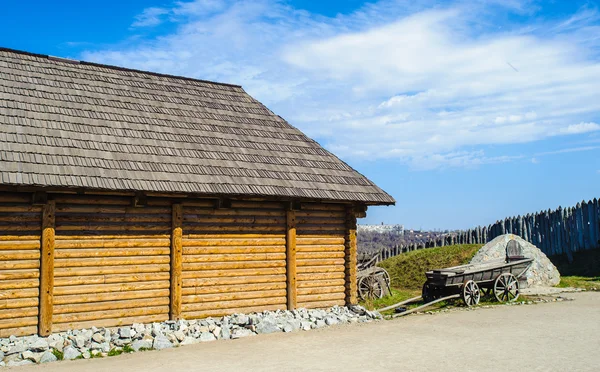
131,7 -> 170,27
558,122 -> 600,134
83,0 -> 600,169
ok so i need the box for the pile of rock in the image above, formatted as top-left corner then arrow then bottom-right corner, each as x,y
1,305 -> 380,367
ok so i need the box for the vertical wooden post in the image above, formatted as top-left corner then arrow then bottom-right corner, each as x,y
286,209 -> 297,310
39,201 -> 55,336
170,204 -> 183,320
344,207 -> 358,305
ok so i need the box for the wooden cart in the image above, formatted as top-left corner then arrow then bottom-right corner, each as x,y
357,254 -> 392,300
422,240 -> 533,306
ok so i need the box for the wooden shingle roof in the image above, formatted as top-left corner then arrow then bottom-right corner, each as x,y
0,47 -> 394,205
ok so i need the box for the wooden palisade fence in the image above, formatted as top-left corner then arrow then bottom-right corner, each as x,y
362,198 -> 600,264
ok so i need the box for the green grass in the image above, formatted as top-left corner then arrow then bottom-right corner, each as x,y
51,349 -> 64,361
558,276 -> 600,290
378,244 -> 483,290
107,348 -> 123,357
122,345 -> 135,353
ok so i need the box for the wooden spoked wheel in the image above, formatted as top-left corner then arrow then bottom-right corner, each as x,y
358,275 -> 384,300
461,280 -> 480,307
494,273 -> 519,302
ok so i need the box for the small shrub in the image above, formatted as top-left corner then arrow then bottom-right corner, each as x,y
122,345 -> 135,353
52,349 -> 64,361
108,348 -> 123,357
90,352 -> 104,359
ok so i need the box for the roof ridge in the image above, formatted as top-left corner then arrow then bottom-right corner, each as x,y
0,46 -> 242,89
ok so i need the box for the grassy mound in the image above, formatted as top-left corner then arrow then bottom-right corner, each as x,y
377,244 -> 483,290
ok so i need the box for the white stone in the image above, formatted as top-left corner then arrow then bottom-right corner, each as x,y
63,345 -> 81,360
153,335 -> 173,350
131,339 -> 152,352
180,337 -> 198,346
470,234 -> 561,287
199,332 -> 216,342
40,350 -> 58,363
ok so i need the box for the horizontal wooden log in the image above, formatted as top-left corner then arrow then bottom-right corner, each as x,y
294,211 -> 346,218
296,238 -> 345,245
0,206 -> 42,213
54,281 -> 169,296
179,200 -> 215,208
56,214 -> 171,223
0,250 -> 40,260
54,256 -> 169,268
0,225 -> 42,232
52,314 -> 168,332
297,266 -> 344,274
0,269 -> 39,280
0,260 -> 39,270
296,245 -> 345,253
54,272 -> 170,287
296,217 -> 346,225
296,252 -> 345,259
183,261 -> 285,271
184,226 -> 286,233
0,193 -> 32,203
182,238 -> 285,246
57,206 -> 171,214
296,224 -> 346,231
184,217 -> 285,224
0,316 -> 38,330
54,264 -> 170,277
297,292 -> 345,303
297,272 -> 345,281
54,297 -> 170,315
0,306 -> 38,319
52,195 -> 133,205
55,239 -> 170,249
182,267 -> 286,278
183,246 -> 285,255
183,274 -> 286,287
182,289 -> 286,305
182,304 -> 287,320
296,279 -> 345,288
229,201 -> 284,209
54,289 -> 170,305
296,299 -> 345,309
297,258 -> 345,266
300,204 -> 345,211
55,224 -> 170,232
55,234 -> 171,240
181,296 -> 286,312
55,247 -> 170,258
0,297 -> 38,310
0,278 -> 39,290
0,241 -> 40,250
0,326 -> 38,338
297,286 -> 345,295
53,305 -> 169,323
183,253 -> 286,263
182,282 -> 286,296
183,209 -> 284,217
0,214 -> 41,223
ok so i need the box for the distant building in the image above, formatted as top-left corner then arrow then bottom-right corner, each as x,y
358,224 -> 404,235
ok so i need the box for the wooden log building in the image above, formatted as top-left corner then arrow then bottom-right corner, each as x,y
0,47 -> 395,337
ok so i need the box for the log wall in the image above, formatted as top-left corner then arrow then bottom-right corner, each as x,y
0,191 -> 358,336
296,204 -> 346,309
180,200 -> 288,318
52,195 -> 171,332
0,193 -> 41,337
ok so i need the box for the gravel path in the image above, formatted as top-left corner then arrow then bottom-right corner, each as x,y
17,292 -> 600,372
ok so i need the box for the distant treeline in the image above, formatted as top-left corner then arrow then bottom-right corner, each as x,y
359,198 -> 600,263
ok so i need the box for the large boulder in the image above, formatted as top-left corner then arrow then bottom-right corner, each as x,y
470,234 -> 560,287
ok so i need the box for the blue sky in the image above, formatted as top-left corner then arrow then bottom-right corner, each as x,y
1,0 -> 599,230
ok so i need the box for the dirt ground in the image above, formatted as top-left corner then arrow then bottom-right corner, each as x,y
17,292 -> 600,372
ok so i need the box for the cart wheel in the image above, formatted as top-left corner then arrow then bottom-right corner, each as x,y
358,274 -> 384,300
461,280 -> 480,307
481,287 -> 493,298
494,273 -> 519,302
422,283 -> 433,303
380,270 -> 392,296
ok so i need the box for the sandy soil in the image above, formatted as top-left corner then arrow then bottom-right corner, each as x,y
17,292 -> 600,372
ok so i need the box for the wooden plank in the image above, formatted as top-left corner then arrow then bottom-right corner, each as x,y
55,247 -> 170,258
182,289 -> 286,304
53,306 -> 168,325
296,299 -> 345,309
345,207 -> 358,305
0,316 -> 38,330
54,256 -> 169,267
296,258 -> 346,266
182,282 -> 286,296
286,209 -> 297,310
0,278 -> 39,290
296,238 -> 346,245
54,281 -> 169,296
0,326 -> 38,338
183,261 -> 285,271
296,252 -> 345,259
0,269 -> 40,280
54,264 -> 170,277
170,204 -> 183,320
297,292 -> 345,303
297,266 -> 344,274
0,306 -> 38,319
182,238 -> 286,246
39,201 -> 55,336
296,245 -> 345,252
183,252 -> 285,263
55,239 -> 170,249
0,250 -> 40,260
184,274 -> 286,287
54,297 -> 170,315
297,272 -> 345,281
183,246 -> 285,254
54,289 -> 169,305
182,267 -> 286,278
297,286 -> 345,295
0,297 -> 38,310
181,297 -> 286,312
54,272 -> 170,287
0,241 -> 40,250
0,259 -> 40,270
296,279 -> 345,288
